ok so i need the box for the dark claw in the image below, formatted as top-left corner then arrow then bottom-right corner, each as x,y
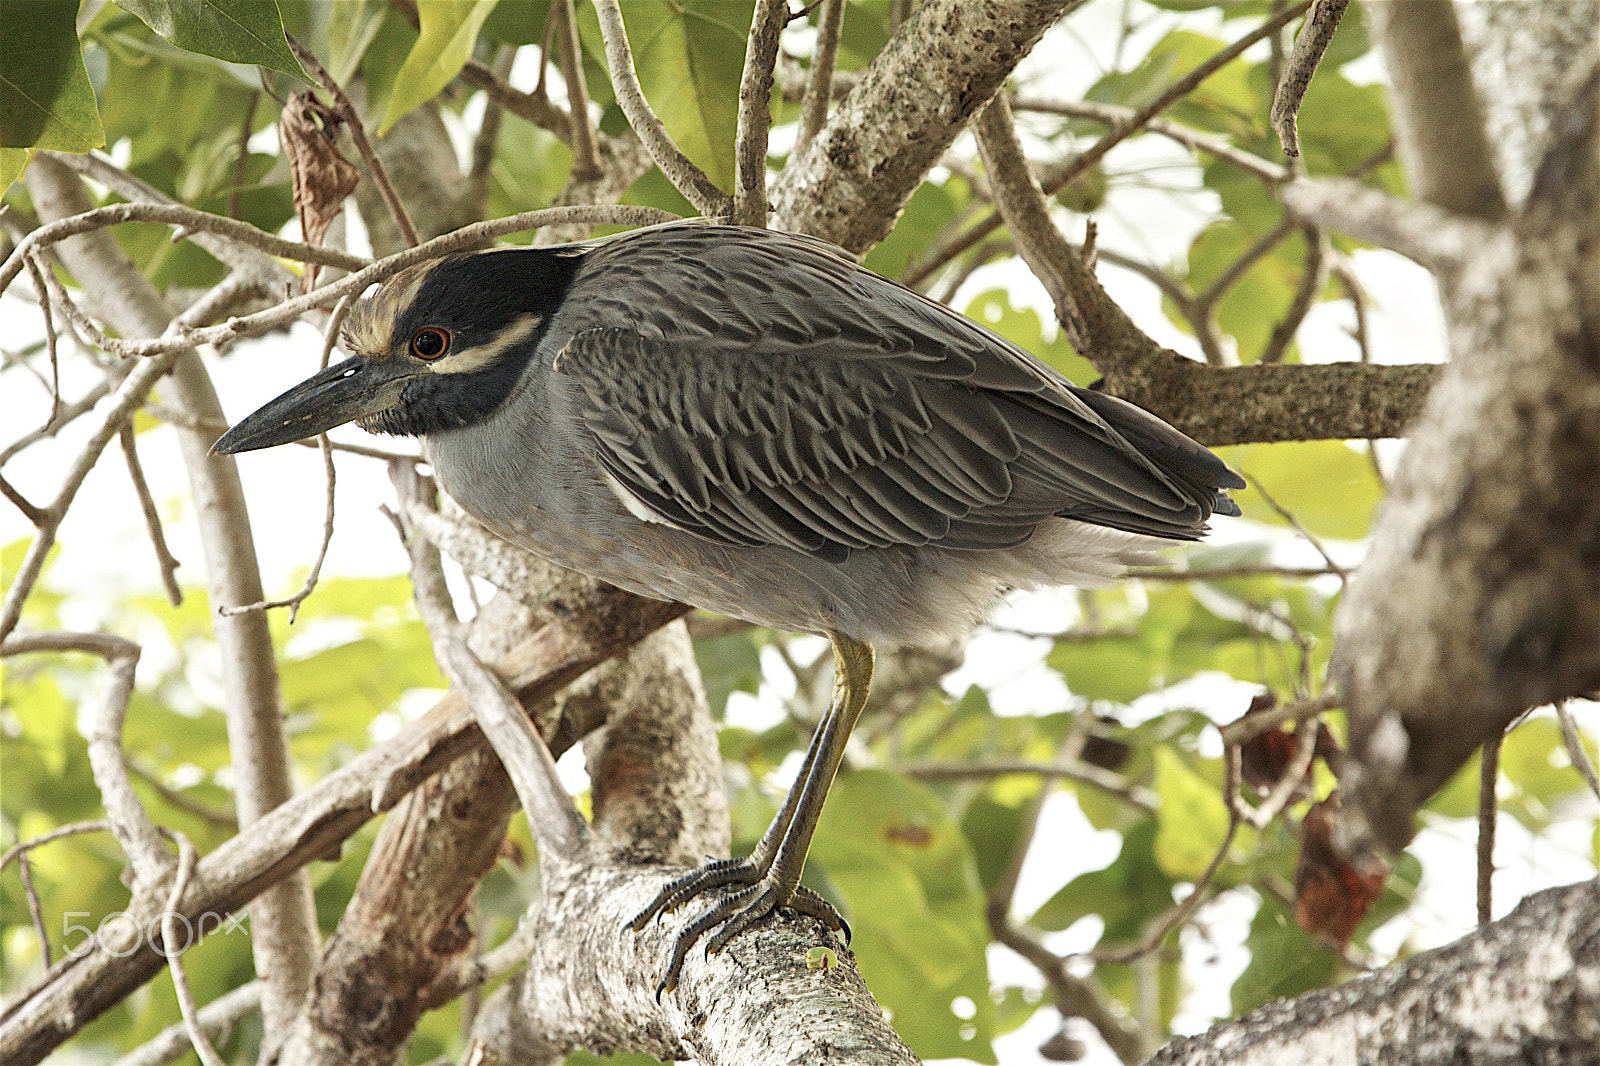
630,856 -> 763,931
789,884 -> 850,944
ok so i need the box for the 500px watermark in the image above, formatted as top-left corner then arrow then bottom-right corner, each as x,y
62,911 -> 248,959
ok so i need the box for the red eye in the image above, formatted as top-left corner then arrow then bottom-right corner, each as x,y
410,327 -> 451,360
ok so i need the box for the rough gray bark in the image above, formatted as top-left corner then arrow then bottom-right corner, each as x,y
1455,0 -> 1600,208
770,0 -> 1086,251
1329,19 -> 1600,854
1147,878 -> 1600,1066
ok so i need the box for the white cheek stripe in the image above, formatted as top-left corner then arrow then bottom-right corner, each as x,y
430,313 -> 545,375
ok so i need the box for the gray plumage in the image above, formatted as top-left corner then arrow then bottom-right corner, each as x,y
213,221 -> 1246,992
403,225 -> 1241,645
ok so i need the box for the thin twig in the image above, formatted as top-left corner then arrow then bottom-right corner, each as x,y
0,471 -> 45,524
1012,96 -> 1288,184
1259,225 -> 1330,363
1241,473 -> 1348,581
1218,692 -> 1340,748
469,47 -> 516,187
17,853 -> 50,969
286,35 -> 420,248
1,201 -> 368,293
796,0 -> 846,154
156,829 -> 227,1066
732,0 -> 790,227
1,633 -> 169,880
591,0 -> 732,217
903,0 -> 1312,288
1197,216 -> 1295,312
982,728 -> 1148,1065
1242,720 -> 1320,829
128,761 -> 238,830
555,0 -> 604,180
1093,746 -> 1244,966
22,253 -> 60,428
0,820 -> 112,875
902,758 -> 1157,812
1,204 -> 681,360
109,981 -> 260,1066
219,299 -> 350,622
1477,731 -> 1501,927
119,422 -> 183,606
228,92 -> 261,220
1556,701 -> 1600,802
460,59 -> 575,145
1271,0 -> 1351,157
388,463 -> 590,864
0,353 -> 181,641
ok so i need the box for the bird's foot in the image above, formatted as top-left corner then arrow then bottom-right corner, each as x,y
634,862 -> 849,997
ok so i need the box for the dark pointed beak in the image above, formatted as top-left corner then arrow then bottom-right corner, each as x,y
211,356 -> 417,455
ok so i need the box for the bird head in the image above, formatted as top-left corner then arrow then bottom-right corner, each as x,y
212,247 -> 581,455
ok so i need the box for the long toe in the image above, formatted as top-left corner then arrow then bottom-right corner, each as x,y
629,856 -> 764,931
657,882 -> 767,997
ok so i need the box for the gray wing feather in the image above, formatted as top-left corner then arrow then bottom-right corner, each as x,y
552,226 -> 1241,561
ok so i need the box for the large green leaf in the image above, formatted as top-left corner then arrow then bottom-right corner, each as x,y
380,0 -> 502,134
1088,30 -> 1260,142
812,770 -> 996,1061
0,2 -> 105,151
1231,893 -> 1340,1014
1218,440 -> 1384,540
963,288 -> 1097,386
576,0 -> 754,189
325,0 -> 389,84
114,0 -> 305,77
1152,747 -> 1233,880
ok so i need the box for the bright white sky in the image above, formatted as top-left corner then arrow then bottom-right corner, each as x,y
2,3 -> 1597,1064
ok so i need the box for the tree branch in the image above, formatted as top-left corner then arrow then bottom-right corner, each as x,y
1270,0 -> 1351,158
796,0 -> 846,154
1329,58 -> 1600,857
1367,0 -> 1507,221
1147,879 -> 1600,1065
591,0 -> 732,217
1280,176 -> 1499,274
772,0 -> 1088,250
902,0 -> 1310,284
25,153 -> 321,1046
732,0 -> 788,227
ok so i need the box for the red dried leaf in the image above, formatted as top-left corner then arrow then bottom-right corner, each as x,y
1295,792 -> 1388,950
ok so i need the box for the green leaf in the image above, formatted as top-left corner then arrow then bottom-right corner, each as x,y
693,627 -> 763,716
380,0 -> 502,134
1231,892 -> 1340,1014
1152,747 -> 1232,880
1048,636 -> 1157,703
0,148 -> 28,192
0,2 -> 105,151
576,0 -> 754,189
325,0 -> 389,84
1218,440 -> 1384,540
114,0 -> 305,78
1031,820 -> 1177,943
482,0 -> 555,46
963,288 -> 1097,387
812,770 -> 996,1061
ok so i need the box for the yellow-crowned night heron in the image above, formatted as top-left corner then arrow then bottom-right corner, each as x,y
214,222 -> 1243,993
